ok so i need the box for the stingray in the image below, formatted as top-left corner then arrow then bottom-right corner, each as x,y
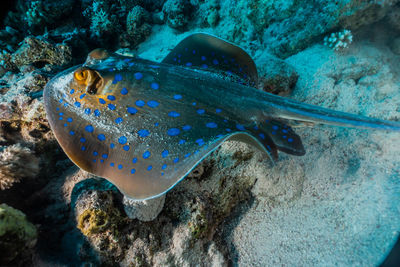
43,33 -> 400,200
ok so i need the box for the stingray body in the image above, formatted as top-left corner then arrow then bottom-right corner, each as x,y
44,33 -> 400,200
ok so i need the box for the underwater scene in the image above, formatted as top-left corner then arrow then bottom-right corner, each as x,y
0,0 -> 400,266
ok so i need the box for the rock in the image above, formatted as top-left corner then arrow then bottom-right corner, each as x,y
255,52 -> 299,95
0,144 -> 40,190
389,37 -> 400,55
163,0 -> 194,30
123,194 -> 165,221
125,6 -> 152,47
11,36 -> 72,69
0,204 -> 37,265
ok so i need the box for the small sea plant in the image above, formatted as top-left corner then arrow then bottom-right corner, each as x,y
323,29 -> 353,51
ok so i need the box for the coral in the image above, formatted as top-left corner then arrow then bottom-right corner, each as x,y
10,36 -> 72,70
386,5 -> 400,31
23,0 -> 74,32
0,144 -> 40,190
162,0 -> 194,29
324,29 -> 353,51
255,51 -> 299,95
0,204 -> 37,265
123,194 -> 165,221
125,6 -> 152,47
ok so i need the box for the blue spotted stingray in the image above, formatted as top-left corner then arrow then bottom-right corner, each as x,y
43,33 -> 400,200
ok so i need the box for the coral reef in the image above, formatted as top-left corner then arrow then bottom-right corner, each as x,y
0,0 -> 399,266
0,204 -> 37,265
0,144 -> 40,190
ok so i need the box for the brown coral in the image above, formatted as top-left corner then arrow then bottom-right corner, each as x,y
0,144 -> 40,190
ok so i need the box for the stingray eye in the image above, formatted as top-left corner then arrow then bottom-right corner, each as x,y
73,68 -> 103,95
74,69 -> 89,83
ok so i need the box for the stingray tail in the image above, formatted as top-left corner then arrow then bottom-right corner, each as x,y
256,91 -> 400,132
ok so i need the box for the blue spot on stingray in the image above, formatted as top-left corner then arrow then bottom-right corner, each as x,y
201,56 -> 206,61
70,89 -> 75,94
201,64 -> 208,69
213,59 -> 219,65
94,109 -> 100,117
253,126 -> 259,130
226,128 -> 231,132
118,136 -> 127,144
134,72 -> 143,80
154,122 -> 159,126
167,128 -> 180,136
127,107 -> 137,114
282,135 -> 287,139
107,95 -> 116,101
69,131 -> 75,135
168,111 -> 180,117
162,164 -> 167,170
132,158 -> 137,163
74,102 -> 81,108
192,102 -> 196,106
196,138 -> 205,146
63,123 -> 67,127
184,153 -> 190,158
102,154 -> 108,159
59,117 -> 63,120
216,108 -> 222,113
93,159 -> 96,163
197,109 -> 205,115
174,94 -> 182,100
121,87 -> 128,95
182,125 -> 191,131
99,98 -> 106,104
147,165 -> 152,171
110,143 -> 115,148
59,99 -> 63,103
56,107 -> 60,111
259,133 -> 265,140
173,158 -> 179,163
143,151 -> 151,159
64,103 -> 69,107
84,108 -> 91,115
118,164 -> 123,170
93,151 -> 98,156
100,159 -> 104,163
216,134 -> 223,138
110,163 -> 115,167
85,125 -> 94,133
288,138 -> 293,143
81,146 -> 86,151
138,129 -> 150,137
115,117 -> 123,124
162,150 -> 169,158
179,139 -> 185,144
192,50 -> 196,54
135,100 -> 145,107
113,74 -> 122,84
80,137 -> 86,143
147,100 -> 159,108
108,104 -> 116,110
131,169 -> 136,174
59,112 -> 64,116
236,124 -> 245,131
206,122 -> 217,128
282,129 -> 288,133
186,62 -> 192,66
272,125 -> 279,130
161,172 -> 164,176
151,82 -> 159,90
80,93 -> 86,99
271,131 -> 276,135
149,65 -> 160,69
97,134 -> 105,141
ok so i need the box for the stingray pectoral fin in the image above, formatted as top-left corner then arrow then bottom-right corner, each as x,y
162,33 -> 258,86
257,91 -> 400,132
106,132 -> 275,201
